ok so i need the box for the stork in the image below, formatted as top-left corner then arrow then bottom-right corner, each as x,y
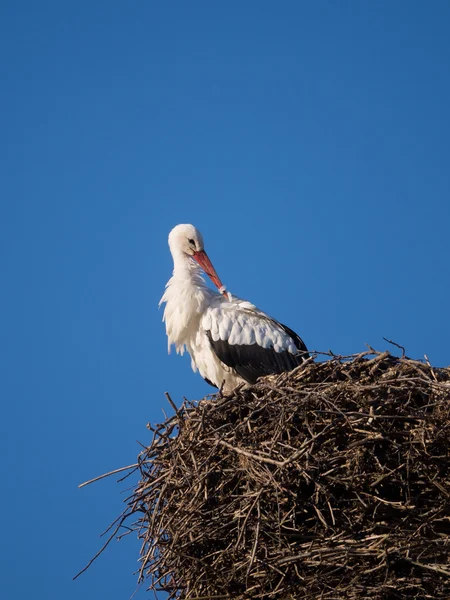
159,224 -> 309,392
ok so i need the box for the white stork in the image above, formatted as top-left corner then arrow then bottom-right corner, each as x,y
159,224 -> 309,392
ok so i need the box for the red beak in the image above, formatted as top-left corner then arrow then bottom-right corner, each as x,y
193,250 -> 227,296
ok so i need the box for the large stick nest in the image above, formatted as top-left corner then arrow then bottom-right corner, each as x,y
129,351 -> 450,598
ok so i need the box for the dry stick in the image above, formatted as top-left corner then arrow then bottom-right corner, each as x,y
73,515 -> 128,579
78,463 -> 139,488
365,350 -> 392,364
246,498 -> 261,576
383,337 -> 406,357
186,594 -> 231,599
99,505 -> 132,538
235,490 -> 264,549
280,421 -> 335,467
424,353 -> 439,382
370,463 -> 406,488
406,559 -> 450,577
165,391 -> 181,418
217,439 -> 285,467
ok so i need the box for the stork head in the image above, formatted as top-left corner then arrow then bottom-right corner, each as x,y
168,224 -> 228,296
168,223 -> 205,256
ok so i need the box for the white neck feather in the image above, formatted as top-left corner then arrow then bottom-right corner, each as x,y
159,250 -> 215,353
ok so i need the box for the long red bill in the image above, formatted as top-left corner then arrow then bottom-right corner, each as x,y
193,250 -> 227,296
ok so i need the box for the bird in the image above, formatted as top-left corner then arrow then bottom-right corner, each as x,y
159,224 -> 309,392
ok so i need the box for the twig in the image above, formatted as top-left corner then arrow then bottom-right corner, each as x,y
165,392 -> 180,418
383,337 -> 406,357
217,439 -> 285,467
78,464 -> 138,488
73,516 -> 127,579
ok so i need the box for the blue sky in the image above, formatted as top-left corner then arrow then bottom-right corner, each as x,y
1,2 -> 450,599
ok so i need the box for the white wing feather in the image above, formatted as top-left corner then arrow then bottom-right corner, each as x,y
201,297 -> 299,354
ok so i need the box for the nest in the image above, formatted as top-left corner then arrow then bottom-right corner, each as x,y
88,351 -> 450,599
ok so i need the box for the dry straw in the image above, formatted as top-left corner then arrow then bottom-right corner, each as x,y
78,349 -> 450,599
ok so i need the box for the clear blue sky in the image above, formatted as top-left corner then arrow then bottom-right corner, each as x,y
1,2 -> 450,599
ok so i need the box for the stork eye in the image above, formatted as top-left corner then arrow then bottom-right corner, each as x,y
188,238 -> 195,246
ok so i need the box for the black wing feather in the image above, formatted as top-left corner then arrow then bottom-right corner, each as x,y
277,322 -> 309,354
206,320 -> 309,385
